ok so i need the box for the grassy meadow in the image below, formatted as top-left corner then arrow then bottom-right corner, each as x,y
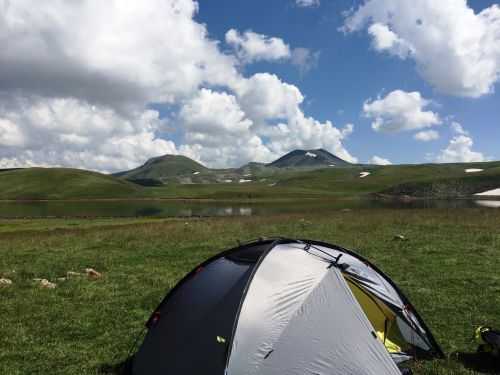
1,209 -> 500,374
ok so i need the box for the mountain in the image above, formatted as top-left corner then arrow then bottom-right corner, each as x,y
115,155 -> 209,183
115,149 -> 352,185
268,149 -> 351,168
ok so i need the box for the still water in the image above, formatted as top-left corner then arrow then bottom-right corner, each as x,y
0,199 -> 498,218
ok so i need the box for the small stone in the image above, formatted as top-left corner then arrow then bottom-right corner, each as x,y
393,234 -> 407,241
85,268 -> 102,279
39,279 -> 57,289
57,277 -> 67,282
0,278 -> 13,286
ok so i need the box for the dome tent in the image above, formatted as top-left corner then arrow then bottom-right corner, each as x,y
131,238 -> 443,374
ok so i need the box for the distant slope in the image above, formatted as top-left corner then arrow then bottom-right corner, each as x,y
378,164 -> 500,198
276,162 -> 500,198
268,149 -> 351,168
0,168 -> 141,200
116,155 -> 208,182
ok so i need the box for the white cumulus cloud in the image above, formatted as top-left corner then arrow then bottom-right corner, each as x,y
368,23 -> 413,58
450,121 -> 468,135
0,97 -> 177,172
436,135 -> 485,163
343,0 -> 500,97
370,156 -> 392,165
363,90 -> 441,133
225,29 -> 320,73
0,0 -> 354,171
225,29 -> 291,63
0,0 -> 238,109
291,48 -> 321,74
414,130 -> 440,142
296,0 -> 320,7
436,122 -> 485,163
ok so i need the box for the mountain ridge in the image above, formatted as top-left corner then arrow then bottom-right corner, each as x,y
114,148 -> 352,183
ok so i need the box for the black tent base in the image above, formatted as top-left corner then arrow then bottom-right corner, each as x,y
454,351 -> 500,374
98,356 -> 134,375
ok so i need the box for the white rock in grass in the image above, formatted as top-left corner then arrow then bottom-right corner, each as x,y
0,278 -> 13,286
239,179 -> 252,183
85,268 -> 102,279
192,171 -> 200,175
39,279 -> 57,289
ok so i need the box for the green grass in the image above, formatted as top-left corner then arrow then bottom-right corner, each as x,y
1,209 -> 500,374
0,168 -> 142,200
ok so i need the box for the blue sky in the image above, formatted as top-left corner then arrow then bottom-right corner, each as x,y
0,0 -> 499,171
197,0 -> 500,164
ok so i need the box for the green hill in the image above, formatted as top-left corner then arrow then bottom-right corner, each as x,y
115,155 -> 208,183
275,162 -> 500,198
0,168 -> 141,200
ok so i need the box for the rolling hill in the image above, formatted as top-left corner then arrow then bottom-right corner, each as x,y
115,155 -> 208,182
0,168 -> 141,200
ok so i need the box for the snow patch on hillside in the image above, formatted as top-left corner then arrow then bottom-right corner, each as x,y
465,169 -> 483,173
359,172 -> 370,178
475,188 -> 500,196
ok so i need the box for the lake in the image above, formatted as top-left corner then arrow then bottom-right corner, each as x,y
0,199 -> 499,218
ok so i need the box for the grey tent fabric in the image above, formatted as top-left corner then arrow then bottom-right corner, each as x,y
303,243 -> 433,351
304,243 -> 405,307
226,244 -> 401,375
226,244 -> 328,374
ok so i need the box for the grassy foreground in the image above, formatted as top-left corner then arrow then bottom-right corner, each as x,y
1,209 -> 500,374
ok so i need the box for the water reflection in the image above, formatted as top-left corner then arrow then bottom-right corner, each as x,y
475,200 -> 500,208
0,199 -> 498,218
